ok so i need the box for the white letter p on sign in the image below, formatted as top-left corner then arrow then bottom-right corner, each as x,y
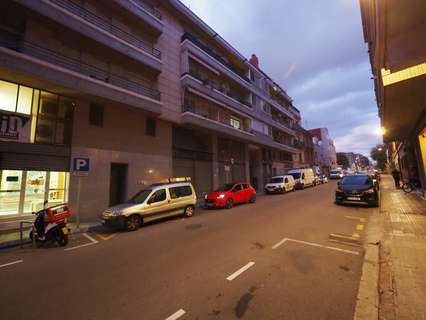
76,159 -> 87,171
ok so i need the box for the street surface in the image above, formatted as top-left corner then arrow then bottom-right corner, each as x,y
0,181 -> 376,320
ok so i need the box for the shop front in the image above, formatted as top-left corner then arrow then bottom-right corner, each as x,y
0,79 -> 74,226
0,170 -> 69,218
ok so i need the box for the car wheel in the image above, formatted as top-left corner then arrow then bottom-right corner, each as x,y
184,205 -> 195,217
225,198 -> 233,209
125,215 -> 142,231
249,194 -> 256,203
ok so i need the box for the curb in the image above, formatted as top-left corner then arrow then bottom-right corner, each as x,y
0,222 -> 102,251
353,186 -> 383,320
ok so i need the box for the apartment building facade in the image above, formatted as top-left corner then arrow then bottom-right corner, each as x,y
0,0 -> 302,226
360,0 -> 426,191
309,128 -> 337,174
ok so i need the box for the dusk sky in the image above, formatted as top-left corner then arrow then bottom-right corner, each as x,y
180,0 -> 382,157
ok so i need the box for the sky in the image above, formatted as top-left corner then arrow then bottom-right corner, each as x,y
180,0 -> 382,156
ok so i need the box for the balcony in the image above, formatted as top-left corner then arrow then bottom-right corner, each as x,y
0,37 -> 162,113
113,0 -> 163,34
18,0 -> 162,70
181,105 -> 254,141
181,33 -> 251,89
132,0 -> 162,19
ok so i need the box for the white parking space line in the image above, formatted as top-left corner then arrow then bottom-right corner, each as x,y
64,232 -> 98,251
277,238 -> 360,255
0,259 -> 23,269
227,261 -> 255,281
83,232 -> 99,244
165,309 -> 186,320
272,237 -> 289,249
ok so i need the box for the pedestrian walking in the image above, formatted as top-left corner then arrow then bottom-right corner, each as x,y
391,168 -> 401,188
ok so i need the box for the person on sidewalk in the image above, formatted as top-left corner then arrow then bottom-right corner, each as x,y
391,168 -> 401,188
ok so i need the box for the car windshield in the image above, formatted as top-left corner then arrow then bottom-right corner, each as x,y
215,184 -> 235,192
341,175 -> 372,185
289,172 -> 301,179
330,170 -> 341,174
270,177 -> 284,183
128,189 -> 152,204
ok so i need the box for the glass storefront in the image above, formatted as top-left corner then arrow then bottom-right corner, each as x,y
0,79 -> 74,145
0,170 -> 69,217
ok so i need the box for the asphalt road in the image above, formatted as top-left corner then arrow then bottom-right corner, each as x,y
0,181 -> 376,320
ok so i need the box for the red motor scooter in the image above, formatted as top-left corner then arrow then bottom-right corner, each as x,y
29,200 -> 72,247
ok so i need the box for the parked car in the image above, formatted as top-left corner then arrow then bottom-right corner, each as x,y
287,168 -> 316,189
264,175 -> 296,194
335,174 -> 379,207
101,178 -> 197,231
205,182 -> 256,209
330,169 -> 344,179
318,174 -> 328,184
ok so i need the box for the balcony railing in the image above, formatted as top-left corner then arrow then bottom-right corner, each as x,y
132,0 -> 162,20
182,33 -> 250,83
188,71 -> 252,108
0,37 -> 161,101
48,0 -> 161,59
182,105 -> 251,132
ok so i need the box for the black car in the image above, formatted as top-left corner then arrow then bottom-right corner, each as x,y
335,174 -> 379,207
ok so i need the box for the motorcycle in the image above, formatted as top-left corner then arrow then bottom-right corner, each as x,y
29,200 -> 72,247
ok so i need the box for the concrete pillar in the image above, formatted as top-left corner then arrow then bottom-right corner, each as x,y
180,49 -> 189,75
244,143 -> 250,182
212,134 -> 219,190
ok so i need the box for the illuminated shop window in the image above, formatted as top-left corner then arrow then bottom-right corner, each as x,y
0,80 -> 19,113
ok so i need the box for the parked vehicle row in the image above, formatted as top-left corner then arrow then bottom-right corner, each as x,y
264,168 -> 328,195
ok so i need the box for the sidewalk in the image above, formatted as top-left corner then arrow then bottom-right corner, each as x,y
379,175 -> 426,320
0,220 -> 101,250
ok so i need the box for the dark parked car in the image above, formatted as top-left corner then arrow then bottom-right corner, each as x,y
205,182 -> 256,209
335,174 -> 379,207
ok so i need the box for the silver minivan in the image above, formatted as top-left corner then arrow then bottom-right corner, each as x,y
101,180 -> 197,231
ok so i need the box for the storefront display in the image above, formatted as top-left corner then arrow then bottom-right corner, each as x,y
0,170 -> 69,217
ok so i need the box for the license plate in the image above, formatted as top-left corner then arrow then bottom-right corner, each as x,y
62,227 -> 69,235
347,196 -> 361,201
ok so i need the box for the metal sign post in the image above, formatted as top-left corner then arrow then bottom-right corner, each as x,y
72,157 -> 90,231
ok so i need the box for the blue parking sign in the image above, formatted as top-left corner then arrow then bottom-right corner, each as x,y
73,157 -> 90,175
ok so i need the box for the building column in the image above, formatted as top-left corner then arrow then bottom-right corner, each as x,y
180,49 -> 189,75
244,143 -> 250,182
212,134 -> 219,190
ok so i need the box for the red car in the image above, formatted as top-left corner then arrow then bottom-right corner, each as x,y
205,182 -> 256,209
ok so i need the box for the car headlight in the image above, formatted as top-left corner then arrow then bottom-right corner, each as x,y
217,194 -> 225,199
365,188 -> 375,194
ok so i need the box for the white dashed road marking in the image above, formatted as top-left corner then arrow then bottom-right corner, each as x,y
165,309 -> 186,320
226,262 -> 255,281
0,259 -> 23,269
273,237 -> 359,255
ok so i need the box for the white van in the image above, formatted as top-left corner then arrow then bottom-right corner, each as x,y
264,175 -> 296,194
287,168 -> 315,189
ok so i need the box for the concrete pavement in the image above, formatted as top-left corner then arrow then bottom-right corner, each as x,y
379,175 -> 426,320
0,181 -> 376,320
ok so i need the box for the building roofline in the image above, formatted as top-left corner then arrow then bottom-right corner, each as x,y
169,0 -> 298,110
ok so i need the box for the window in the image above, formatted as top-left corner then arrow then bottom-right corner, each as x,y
146,117 -> 156,136
35,92 -> 74,145
230,116 -> 241,130
0,80 -> 18,112
232,184 -> 243,192
285,178 -> 289,183
241,184 -> 249,189
148,189 -> 166,203
89,103 -> 104,127
169,186 -> 192,199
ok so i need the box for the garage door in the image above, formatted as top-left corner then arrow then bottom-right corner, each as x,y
173,158 -> 212,197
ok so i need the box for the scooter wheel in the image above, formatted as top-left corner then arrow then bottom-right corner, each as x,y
56,232 -> 69,247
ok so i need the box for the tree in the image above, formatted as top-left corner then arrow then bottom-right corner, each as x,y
370,145 -> 386,171
336,153 -> 349,169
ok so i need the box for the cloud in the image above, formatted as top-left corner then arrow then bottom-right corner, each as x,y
180,0 -> 380,156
